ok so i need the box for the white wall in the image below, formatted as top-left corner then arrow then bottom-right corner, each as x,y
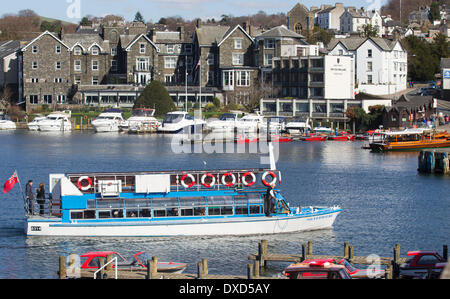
324,55 -> 355,99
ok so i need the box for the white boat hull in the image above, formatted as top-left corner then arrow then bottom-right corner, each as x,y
92,123 -> 120,133
0,121 -> 16,130
38,123 -> 72,132
25,210 -> 340,237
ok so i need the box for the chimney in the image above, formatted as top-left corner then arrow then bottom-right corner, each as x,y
196,18 -> 202,28
151,30 -> 157,43
335,3 -> 344,9
178,26 -> 185,40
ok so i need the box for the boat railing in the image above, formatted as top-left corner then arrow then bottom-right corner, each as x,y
26,194 -> 62,217
66,169 -> 277,195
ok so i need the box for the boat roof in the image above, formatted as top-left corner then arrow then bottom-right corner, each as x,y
81,251 -> 118,257
383,128 -> 430,135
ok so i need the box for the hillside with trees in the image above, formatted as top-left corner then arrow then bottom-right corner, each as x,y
381,0 -> 449,24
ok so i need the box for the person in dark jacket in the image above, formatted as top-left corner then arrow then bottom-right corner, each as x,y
36,183 -> 46,215
25,180 -> 35,215
264,183 -> 276,217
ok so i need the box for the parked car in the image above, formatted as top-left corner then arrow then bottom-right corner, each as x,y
80,251 -> 187,273
400,251 -> 446,279
283,260 -> 352,279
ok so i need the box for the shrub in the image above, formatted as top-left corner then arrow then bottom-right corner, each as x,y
134,81 -> 176,117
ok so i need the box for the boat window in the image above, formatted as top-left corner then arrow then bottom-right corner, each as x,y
84,210 -> 96,219
194,207 -> 206,216
126,209 -> 139,218
167,208 -> 179,216
71,211 -> 83,219
152,197 -> 179,208
99,210 -> 111,218
207,196 -> 233,206
163,114 -> 183,123
87,200 -> 96,209
112,210 -> 123,218
154,209 -> 167,218
185,114 -> 194,120
125,199 -> 151,208
181,208 -> 193,216
88,257 -> 101,268
248,193 -> 263,204
249,206 -> 262,214
234,195 -> 248,205
179,197 -> 206,207
208,206 -> 233,216
218,114 -> 236,121
235,206 -> 249,215
71,210 -> 96,220
140,209 -> 151,218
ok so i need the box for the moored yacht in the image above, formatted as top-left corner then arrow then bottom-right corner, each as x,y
286,117 -> 311,134
158,111 -> 205,134
27,115 -> 46,131
235,113 -> 264,133
0,113 -> 16,130
206,113 -> 239,132
91,109 -> 124,133
37,111 -> 72,132
120,108 -> 160,133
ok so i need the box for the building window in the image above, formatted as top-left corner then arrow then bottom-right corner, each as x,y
207,53 -> 214,65
92,76 -> 99,85
368,49 -> 372,58
91,46 -> 99,55
31,78 -> 39,83
367,61 -> 373,72
54,78 -> 63,83
368,74 -> 373,84
111,47 -> 117,56
74,75 -> 81,85
184,44 -> 193,54
43,95 -> 52,104
57,95 -> 66,104
264,39 -> 275,49
167,44 -> 174,54
338,49 -> 344,55
74,60 -> 81,71
164,57 -> 177,69
92,60 -> 99,71
232,53 -> 244,66
165,74 -> 175,84
55,61 -> 61,70
56,45 -> 61,54
74,46 -> 82,55
234,39 -> 243,50
236,71 -> 250,86
264,54 -> 273,66
29,95 -> 38,104
32,45 -> 38,54
207,71 -> 215,85
136,58 -> 150,71
223,71 -> 234,87
32,61 -> 38,69
140,43 -> 146,54
111,60 -> 117,72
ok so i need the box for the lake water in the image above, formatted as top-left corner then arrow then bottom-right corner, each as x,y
0,130 -> 448,278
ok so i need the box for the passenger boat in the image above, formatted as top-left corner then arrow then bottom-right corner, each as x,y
300,134 -> 328,142
158,111 -> 205,134
0,113 -> 16,130
37,111 -> 72,132
27,115 -> 46,131
370,128 -> 450,152
25,167 -> 341,236
91,109 -> 125,133
120,108 -> 160,133
285,117 -> 311,135
206,113 -> 239,132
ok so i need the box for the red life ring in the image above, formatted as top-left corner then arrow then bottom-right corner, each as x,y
242,172 -> 256,187
221,172 -> 236,187
77,176 -> 93,191
201,173 -> 216,188
262,171 -> 277,187
181,174 -> 196,188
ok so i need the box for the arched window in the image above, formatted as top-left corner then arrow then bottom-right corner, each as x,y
91,46 -> 99,55
74,46 -> 82,55
294,23 -> 303,34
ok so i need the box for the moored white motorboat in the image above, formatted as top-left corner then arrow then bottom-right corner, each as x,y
235,113 -> 264,133
206,113 -> 239,132
37,112 -> 72,132
0,113 -> 16,130
265,116 -> 287,133
158,111 -> 205,134
120,108 -> 160,133
286,117 -> 311,135
313,127 -> 332,134
27,115 -> 46,131
91,109 -> 124,133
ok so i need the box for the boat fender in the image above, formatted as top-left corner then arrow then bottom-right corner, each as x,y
77,176 -> 93,191
242,172 -> 256,187
201,173 -> 216,188
262,171 -> 277,187
221,172 -> 236,187
181,174 -> 196,188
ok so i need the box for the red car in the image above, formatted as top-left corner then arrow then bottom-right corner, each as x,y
400,251 -> 447,279
299,258 -> 385,279
80,251 -> 187,273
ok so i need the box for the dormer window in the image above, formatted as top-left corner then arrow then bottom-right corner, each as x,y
74,46 -> 82,55
91,46 -> 99,55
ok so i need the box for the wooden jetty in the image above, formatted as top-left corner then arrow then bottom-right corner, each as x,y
418,149 -> 450,174
58,240 -> 448,279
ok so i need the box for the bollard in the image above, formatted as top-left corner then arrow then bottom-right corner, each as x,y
258,240 -> 267,267
349,246 -> 354,262
307,241 -> 313,255
301,244 -> 307,261
344,242 -> 349,259
146,260 -> 151,279
254,260 -> 260,278
247,264 -> 254,279
393,244 -> 401,279
197,261 -> 205,279
59,256 -> 67,279
202,258 -> 208,276
151,257 -> 158,278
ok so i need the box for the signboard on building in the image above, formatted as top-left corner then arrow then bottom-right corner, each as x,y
444,69 -> 450,90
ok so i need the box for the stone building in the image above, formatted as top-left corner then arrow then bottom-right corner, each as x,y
287,3 -> 315,34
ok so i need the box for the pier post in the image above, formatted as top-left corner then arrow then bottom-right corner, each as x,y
146,260 -> 151,279
197,261 -> 205,279
98,257 -> 105,279
393,244 -> 401,279
202,258 -> 208,276
106,254 -> 112,271
254,260 -> 260,278
307,241 -> 313,255
301,244 -> 307,261
344,242 -> 349,259
151,257 -> 158,278
247,264 -> 254,279
444,245 -> 448,261
258,240 -> 267,267
386,264 -> 393,279
349,245 -> 354,262
58,256 -> 66,279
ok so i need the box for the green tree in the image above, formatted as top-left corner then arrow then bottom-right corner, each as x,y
134,11 -> 145,23
134,81 -> 176,117
429,1 -> 441,22
360,24 -> 379,38
403,36 -> 438,81
80,17 -> 92,26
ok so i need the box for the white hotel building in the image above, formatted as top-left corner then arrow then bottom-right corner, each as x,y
328,37 -> 408,96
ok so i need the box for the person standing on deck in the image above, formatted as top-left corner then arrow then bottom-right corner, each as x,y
25,180 -> 35,215
36,183 -> 46,215
265,183 -> 276,217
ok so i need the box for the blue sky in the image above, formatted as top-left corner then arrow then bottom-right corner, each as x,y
3,0 -> 388,23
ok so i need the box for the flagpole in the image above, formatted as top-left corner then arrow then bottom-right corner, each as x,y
15,170 -> 27,212
185,55 -> 188,113
199,59 -> 202,119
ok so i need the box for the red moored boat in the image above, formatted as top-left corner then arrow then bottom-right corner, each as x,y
301,134 -> 328,141
272,134 -> 293,143
328,132 -> 356,141
235,135 -> 259,143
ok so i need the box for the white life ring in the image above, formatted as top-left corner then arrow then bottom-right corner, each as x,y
242,172 -> 256,187
262,171 -> 277,187
77,176 -> 93,191
181,174 -> 196,188
201,173 -> 216,188
221,172 -> 236,187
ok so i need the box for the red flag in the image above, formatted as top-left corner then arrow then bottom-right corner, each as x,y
3,172 -> 18,194
195,59 -> 201,70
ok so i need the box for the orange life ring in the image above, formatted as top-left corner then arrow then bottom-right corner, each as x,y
201,173 -> 216,188
242,172 -> 256,187
77,176 -> 92,191
181,174 -> 196,188
221,172 -> 236,187
262,171 -> 277,187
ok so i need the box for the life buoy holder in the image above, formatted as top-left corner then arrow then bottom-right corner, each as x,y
77,176 -> 93,191
201,173 -> 216,188
242,172 -> 256,187
221,172 -> 236,187
181,174 -> 196,189
262,171 -> 277,187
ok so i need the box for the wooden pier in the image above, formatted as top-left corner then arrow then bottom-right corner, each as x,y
58,240 -> 448,280
418,150 -> 450,175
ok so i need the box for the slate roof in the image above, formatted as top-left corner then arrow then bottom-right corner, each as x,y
386,95 -> 433,112
0,40 -> 21,59
195,25 -> 231,46
62,33 -> 111,53
255,25 -> 305,39
327,37 -> 398,52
